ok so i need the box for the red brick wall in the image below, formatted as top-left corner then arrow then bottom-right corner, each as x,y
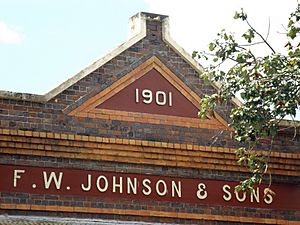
0,13 -> 299,224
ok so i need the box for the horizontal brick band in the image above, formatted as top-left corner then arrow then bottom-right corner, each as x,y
0,129 -> 299,176
0,203 -> 297,224
78,109 -> 225,130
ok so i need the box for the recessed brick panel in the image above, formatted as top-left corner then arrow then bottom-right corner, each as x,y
96,69 -> 199,118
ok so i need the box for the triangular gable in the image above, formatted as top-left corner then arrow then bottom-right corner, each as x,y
96,68 -> 199,118
0,12 -> 242,112
68,56 -> 228,129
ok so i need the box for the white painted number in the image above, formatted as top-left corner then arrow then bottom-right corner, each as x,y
156,91 -> 166,105
135,89 -> 172,106
142,89 -> 153,104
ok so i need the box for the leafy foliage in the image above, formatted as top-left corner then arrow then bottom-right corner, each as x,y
193,4 -> 300,192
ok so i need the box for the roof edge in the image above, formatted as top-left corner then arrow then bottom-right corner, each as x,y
0,90 -> 44,102
161,17 -> 243,107
0,12 -> 147,103
0,12 -> 243,108
43,12 -> 147,102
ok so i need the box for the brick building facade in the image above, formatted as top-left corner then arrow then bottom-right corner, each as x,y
0,12 -> 299,224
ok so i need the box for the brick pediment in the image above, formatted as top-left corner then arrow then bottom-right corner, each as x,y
68,56 -> 227,129
96,68 -> 199,118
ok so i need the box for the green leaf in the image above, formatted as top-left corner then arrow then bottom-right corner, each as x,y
233,11 -> 239,19
288,27 -> 298,39
242,29 -> 255,43
208,42 -> 216,51
192,51 -> 198,58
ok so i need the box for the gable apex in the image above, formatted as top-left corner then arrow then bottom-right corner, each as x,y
128,12 -> 168,39
0,11 -> 242,107
67,56 -> 229,129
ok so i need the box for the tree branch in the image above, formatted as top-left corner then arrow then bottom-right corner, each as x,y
245,18 -> 276,53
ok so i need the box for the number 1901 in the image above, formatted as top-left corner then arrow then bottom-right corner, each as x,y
135,89 -> 173,106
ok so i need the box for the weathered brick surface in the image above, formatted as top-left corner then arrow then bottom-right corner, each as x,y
0,192 -> 298,221
0,153 -> 298,185
0,12 -> 299,224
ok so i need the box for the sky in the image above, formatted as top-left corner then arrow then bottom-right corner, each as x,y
0,0 -> 299,118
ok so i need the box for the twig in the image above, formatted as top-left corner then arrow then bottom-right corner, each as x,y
240,41 -> 265,47
267,166 -> 272,189
265,17 -> 271,41
236,46 -> 256,59
281,24 -> 288,32
245,18 -> 276,53
265,136 -> 274,189
291,115 -> 298,141
211,130 -> 224,145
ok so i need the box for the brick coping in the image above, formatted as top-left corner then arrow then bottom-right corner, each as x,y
1,128 -> 299,159
0,128 -> 299,177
